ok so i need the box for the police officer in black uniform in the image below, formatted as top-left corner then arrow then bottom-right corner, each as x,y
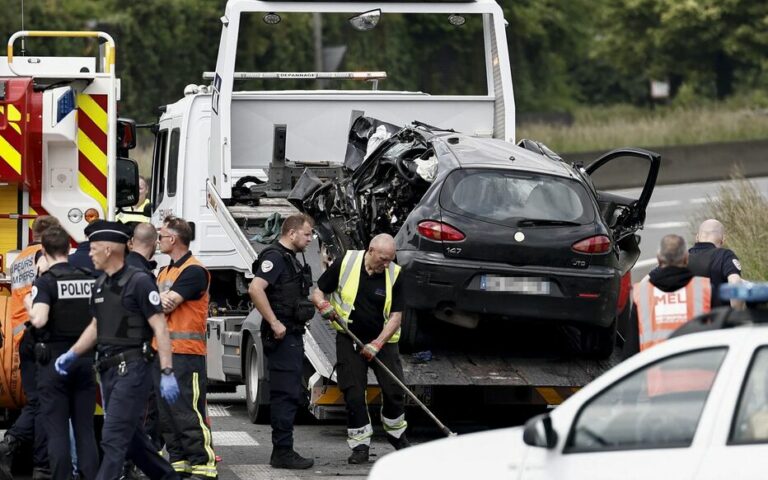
24,226 -> 99,480
53,221 -> 181,480
248,214 -> 315,470
689,219 -> 743,307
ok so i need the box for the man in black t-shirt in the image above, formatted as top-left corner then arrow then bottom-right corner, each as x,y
689,219 -> 743,307
312,234 -> 410,465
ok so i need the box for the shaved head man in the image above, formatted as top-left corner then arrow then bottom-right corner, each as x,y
313,233 -> 411,464
126,223 -> 159,281
689,219 -> 743,307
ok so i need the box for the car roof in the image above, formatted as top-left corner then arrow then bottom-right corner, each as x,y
430,131 -> 579,179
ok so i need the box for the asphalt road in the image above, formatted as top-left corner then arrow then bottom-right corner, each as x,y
622,176 -> 768,282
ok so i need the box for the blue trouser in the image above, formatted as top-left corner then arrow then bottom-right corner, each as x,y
9,334 -> 48,467
37,349 -> 98,480
98,358 -> 178,480
265,332 -> 304,448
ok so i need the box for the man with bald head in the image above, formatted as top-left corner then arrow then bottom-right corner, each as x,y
126,223 -> 158,280
689,219 -> 743,307
625,234 -> 712,356
313,233 -> 410,464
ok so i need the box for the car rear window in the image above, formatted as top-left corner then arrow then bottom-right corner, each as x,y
439,169 -> 595,227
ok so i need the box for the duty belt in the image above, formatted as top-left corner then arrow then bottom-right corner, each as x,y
94,348 -> 146,373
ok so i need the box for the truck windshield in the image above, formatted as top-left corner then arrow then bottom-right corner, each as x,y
234,12 -> 488,95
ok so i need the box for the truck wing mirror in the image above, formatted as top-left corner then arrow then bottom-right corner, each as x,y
115,157 -> 140,208
522,413 -> 558,449
117,118 -> 137,154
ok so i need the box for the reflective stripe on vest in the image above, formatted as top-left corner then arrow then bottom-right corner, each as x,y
329,250 -> 402,343
632,276 -> 712,351
156,254 -> 210,355
115,199 -> 151,224
9,244 -> 42,344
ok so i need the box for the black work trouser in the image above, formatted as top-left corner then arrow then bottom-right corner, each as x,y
265,332 -> 304,448
37,347 -> 98,480
336,333 -> 406,429
8,333 -> 48,467
98,358 -> 178,480
153,354 -> 216,477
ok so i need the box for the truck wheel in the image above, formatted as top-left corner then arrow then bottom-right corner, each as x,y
580,320 -> 617,360
399,308 -> 420,353
330,217 -> 354,254
245,336 -> 269,424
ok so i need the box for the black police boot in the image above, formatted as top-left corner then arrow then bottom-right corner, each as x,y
386,433 -> 411,450
0,434 -> 18,480
270,447 -> 314,470
347,445 -> 370,464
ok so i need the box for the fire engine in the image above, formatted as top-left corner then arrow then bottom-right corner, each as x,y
0,31 -> 139,410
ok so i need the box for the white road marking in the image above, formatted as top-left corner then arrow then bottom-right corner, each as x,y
229,465 -> 303,480
207,404 -> 231,417
212,431 -> 259,446
648,200 -> 681,208
690,196 -> 716,204
644,221 -> 689,230
634,258 -> 658,269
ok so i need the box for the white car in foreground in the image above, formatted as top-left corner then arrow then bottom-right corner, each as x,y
369,322 -> 768,479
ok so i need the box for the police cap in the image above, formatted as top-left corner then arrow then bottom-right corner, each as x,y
85,220 -> 132,244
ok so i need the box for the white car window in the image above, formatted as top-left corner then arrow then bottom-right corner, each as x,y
731,347 -> 768,444
566,348 -> 727,452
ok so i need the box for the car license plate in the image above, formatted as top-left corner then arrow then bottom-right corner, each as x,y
480,275 -> 550,294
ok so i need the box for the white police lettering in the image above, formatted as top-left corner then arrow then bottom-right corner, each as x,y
261,260 -> 274,273
57,280 -> 95,299
149,291 -> 161,306
10,255 -> 37,290
733,259 -> 742,271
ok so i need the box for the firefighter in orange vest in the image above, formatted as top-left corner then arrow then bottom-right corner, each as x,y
0,215 -> 60,480
155,216 -> 217,479
625,234 -> 712,357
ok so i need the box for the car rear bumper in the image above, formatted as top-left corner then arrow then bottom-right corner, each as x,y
398,250 -> 620,328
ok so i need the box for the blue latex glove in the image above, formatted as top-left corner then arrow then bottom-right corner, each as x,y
160,372 -> 180,404
54,350 -> 78,376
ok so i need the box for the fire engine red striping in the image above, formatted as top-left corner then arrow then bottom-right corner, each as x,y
90,93 -> 108,113
0,104 -> 25,177
77,94 -> 108,212
78,152 -> 107,193
77,107 -> 107,146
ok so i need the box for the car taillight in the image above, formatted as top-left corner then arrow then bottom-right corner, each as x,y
417,220 -> 465,242
572,235 -> 611,254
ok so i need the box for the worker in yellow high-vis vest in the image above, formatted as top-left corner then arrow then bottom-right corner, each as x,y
312,234 -> 410,465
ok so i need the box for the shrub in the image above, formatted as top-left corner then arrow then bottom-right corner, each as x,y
689,173 -> 768,281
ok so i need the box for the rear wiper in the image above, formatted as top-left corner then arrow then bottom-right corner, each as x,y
517,218 -> 581,227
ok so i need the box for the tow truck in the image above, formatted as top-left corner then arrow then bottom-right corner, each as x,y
146,0 -> 626,423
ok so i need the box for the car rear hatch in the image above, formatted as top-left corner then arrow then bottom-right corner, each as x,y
430,168 -> 604,270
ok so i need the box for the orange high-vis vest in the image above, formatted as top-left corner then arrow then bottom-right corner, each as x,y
632,275 -> 711,352
156,254 -> 210,355
9,244 -> 43,347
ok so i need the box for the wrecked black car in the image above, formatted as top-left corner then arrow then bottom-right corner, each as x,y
289,117 -> 660,358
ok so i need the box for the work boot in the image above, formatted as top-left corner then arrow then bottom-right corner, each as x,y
32,466 -> 52,480
270,447 -> 314,470
0,434 -> 18,480
386,433 -> 411,450
347,445 -> 370,464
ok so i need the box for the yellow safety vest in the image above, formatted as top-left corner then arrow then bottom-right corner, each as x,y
116,198 -> 150,224
329,250 -> 401,343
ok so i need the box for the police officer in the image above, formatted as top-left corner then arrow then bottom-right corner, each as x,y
53,220 -> 181,480
689,219 -> 743,307
127,223 -> 159,280
155,216 -> 217,479
248,214 -> 315,470
312,234 -> 410,465
0,215 -> 59,480
23,226 -> 99,480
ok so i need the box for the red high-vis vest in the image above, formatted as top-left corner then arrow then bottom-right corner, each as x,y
632,276 -> 712,352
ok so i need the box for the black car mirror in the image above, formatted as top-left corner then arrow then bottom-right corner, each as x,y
115,158 -> 140,208
522,413 -> 558,449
